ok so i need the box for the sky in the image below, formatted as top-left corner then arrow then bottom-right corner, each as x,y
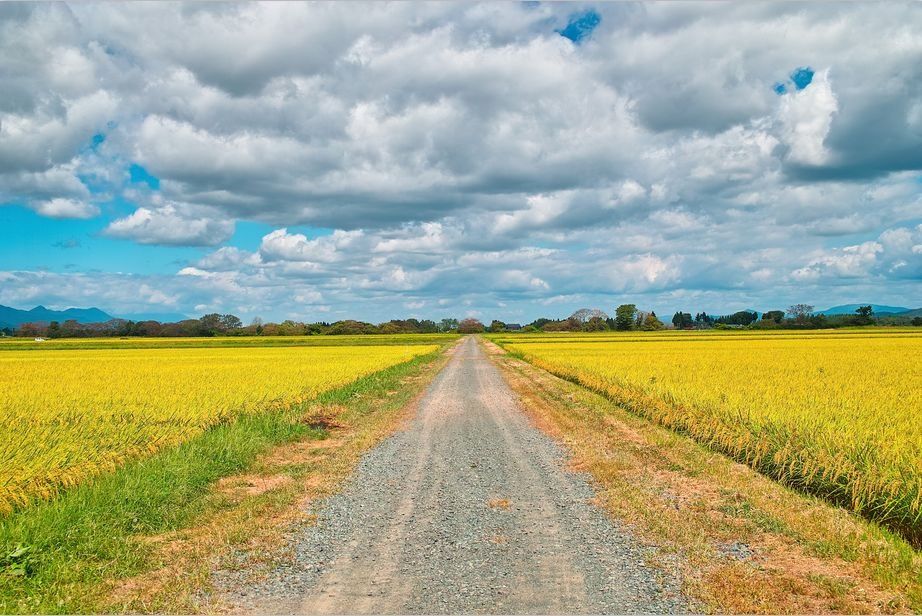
1,2 -> 920,324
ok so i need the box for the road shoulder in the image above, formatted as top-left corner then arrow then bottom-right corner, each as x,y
483,338 -> 922,613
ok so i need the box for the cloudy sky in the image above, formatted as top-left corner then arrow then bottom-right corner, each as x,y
1,2 -> 920,323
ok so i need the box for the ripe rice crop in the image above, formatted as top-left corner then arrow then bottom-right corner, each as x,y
0,343 -> 437,512
495,330 -> 922,543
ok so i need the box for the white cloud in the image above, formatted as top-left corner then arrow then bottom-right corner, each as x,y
105,202 -> 234,246
259,228 -> 365,263
30,198 -> 99,219
777,69 -> 838,166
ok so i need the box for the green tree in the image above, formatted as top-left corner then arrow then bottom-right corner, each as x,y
583,316 -> 609,331
458,318 -> 485,334
614,304 -> 637,330
671,311 -> 693,329
787,304 -> 814,325
642,312 -> 665,330
220,314 -> 243,331
762,310 -> 785,324
199,313 -> 223,336
488,320 -> 506,332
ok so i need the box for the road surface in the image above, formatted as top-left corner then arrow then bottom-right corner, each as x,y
218,336 -> 686,613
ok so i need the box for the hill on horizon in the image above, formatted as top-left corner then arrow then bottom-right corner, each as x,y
0,304 -> 194,329
817,304 -> 912,316
0,304 -> 115,329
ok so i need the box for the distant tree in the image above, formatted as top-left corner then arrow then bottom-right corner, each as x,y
762,310 -> 785,324
259,322 -> 280,336
179,319 -> 205,336
327,320 -> 377,335
47,321 -> 61,338
642,313 -> 665,331
583,316 -> 609,331
787,304 -> 814,324
61,319 -> 84,337
542,319 -> 578,332
488,320 -> 506,332
439,318 -> 459,332
615,304 -> 637,331
199,313 -> 223,336
458,318 -> 485,334
671,312 -> 693,329
134,320 -> 163,336
569,308 -> 610,324
305,322 -> 326,335
694,312 -> 713,328
17,322 -> 43,337
277,320 -> 305,335
221,314 -> 243,331
854,305 -> 874,325
716,310 -> 758,326
418,319 -> 439,333
529,318 -> 553,329
913,317 -> 922,326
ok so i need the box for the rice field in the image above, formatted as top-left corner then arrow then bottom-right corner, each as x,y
0,340 -> 440,512
492,329 -> 922,543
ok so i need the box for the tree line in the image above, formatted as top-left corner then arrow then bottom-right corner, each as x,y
469,303 -> 922,333
4,304 -> 918,339
5,315 -> 462,338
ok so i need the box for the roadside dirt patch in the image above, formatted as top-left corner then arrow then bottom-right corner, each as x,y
302,403 -> 349,430
262,436 -> 345,467
216,474 -> 294,499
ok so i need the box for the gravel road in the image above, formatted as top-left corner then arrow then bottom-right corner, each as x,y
217,336 -> 687,614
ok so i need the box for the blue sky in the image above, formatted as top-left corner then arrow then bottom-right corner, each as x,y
0,3 -> 920,323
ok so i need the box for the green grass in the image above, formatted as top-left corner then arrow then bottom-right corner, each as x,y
0,347 -> 444,614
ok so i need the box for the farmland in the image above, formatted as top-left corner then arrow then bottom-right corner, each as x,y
491,329 -> 922,544
0,337 -> 443,513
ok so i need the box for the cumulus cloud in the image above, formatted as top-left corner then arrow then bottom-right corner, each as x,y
777,69 -> 838,166
30,198 -> 99,219
790,225 -> 922,282
105,201 -> 234,246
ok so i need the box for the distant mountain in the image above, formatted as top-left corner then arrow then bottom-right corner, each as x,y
897,308 -> 922,318
817,304 -> 911,316
117,312 -> 190,323
0,304 -> 115,328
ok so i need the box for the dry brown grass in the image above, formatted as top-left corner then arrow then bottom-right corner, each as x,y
101,343 -> 457,613
484,338 -> 922,614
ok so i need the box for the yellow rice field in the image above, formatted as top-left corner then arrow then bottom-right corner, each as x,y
0,343 -> 437,512
495,329 -> 922,542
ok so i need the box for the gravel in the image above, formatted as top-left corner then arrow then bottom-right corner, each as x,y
213,336 -> 689,614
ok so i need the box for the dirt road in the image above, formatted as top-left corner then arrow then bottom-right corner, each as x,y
219,336 -> 687,613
